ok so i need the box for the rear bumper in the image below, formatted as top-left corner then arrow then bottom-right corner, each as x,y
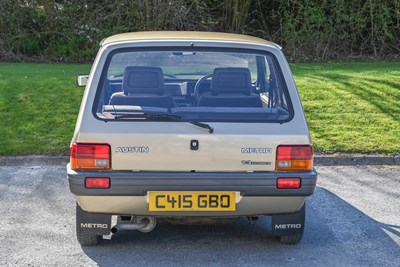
76,195 -> 307,216
67,164 -> 317,197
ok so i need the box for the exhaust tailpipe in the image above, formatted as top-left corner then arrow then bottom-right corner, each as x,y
111,216 -> 156,234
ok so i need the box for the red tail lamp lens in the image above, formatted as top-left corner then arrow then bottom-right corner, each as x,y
70,143 -> 111,170
276,145 -> 313,171
85,177 -> 110,189
277,178 -> 301,189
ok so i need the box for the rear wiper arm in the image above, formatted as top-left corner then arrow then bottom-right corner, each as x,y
188,120 -> 214,134
113,113 -> 214,134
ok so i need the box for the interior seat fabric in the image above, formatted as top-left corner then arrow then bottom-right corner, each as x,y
109,66 -> 175,108
198,67 -> 262,107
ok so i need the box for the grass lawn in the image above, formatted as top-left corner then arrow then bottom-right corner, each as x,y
292,62 -> 400,155
0,63 -> 90,155
0,62 -> 399,155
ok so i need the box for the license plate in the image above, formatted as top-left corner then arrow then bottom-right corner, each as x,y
148,192 -> 236,211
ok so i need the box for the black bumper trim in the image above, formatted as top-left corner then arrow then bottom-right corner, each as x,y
67,165 -> 317,197
67,165 -> 317,196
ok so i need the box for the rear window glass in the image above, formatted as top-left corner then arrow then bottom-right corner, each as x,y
95,48 -> 292,122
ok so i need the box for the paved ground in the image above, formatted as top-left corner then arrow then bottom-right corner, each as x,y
0,165 -> 399,266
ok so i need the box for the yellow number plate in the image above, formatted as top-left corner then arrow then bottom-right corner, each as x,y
148,192 -> 236,211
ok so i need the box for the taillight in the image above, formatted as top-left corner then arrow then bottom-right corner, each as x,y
70,143 -> 111,170
277,178 -> 301,189
85,177 -> 110,189
276,145 -> 313,171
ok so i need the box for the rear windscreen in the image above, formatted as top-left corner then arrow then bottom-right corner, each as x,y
94,48 -> 293,122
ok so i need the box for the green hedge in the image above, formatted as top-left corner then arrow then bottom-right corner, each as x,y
1,0 -> 399,62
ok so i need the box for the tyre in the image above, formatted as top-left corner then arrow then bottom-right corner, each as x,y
76,203 -> 102,246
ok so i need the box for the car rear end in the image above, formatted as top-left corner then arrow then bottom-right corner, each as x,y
67,32 -> 317,245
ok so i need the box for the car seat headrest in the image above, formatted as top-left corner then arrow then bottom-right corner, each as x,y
122,66 -> 164,94
211,68 -> 252,95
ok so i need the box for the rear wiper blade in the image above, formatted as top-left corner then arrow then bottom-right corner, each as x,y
113,113 -> 214,133
113,113 -> 182,120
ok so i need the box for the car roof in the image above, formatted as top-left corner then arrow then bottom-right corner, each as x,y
101,31 -> 279,48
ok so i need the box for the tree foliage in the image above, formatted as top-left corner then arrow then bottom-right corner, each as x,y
0,0 -> 399,62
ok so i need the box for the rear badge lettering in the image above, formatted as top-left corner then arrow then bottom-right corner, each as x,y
274,224 -> 302,229
115,147 -> 149,153
242,160 -> 271,165
241,148 -> 272,154
81,223 -> 108,229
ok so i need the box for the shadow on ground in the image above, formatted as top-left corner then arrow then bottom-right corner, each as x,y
82,187 -> 400,266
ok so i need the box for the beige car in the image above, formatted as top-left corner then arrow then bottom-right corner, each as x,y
68,31 -> 317,246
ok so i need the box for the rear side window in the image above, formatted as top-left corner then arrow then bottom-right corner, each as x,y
95,48 -> 293,122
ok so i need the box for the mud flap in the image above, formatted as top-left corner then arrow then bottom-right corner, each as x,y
271,204 -> 305,236
76,203 -> 112,235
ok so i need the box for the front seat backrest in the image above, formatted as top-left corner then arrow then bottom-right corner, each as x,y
109,66 -> 175,108
198,67 -> 262,107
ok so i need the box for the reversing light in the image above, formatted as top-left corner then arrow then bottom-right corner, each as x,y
70,143 -> 111,170
85,177 -> 110,189
277,178 -> 301,189
276,145 -> 313,171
